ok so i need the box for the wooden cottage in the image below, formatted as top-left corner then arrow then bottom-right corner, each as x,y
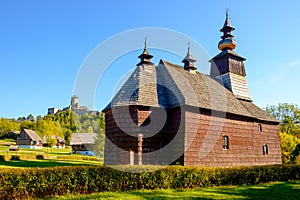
70,133 -> 96,155
16,129 -> 43,148
103,14 -> 282,167
53,136 -> 66,148
43,135 -> 66,148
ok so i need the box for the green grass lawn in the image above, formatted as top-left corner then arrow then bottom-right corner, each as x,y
0,139 -> 103,168
0,146 -> 72,156
0,139 -> 73,155
43,181 -> 300,200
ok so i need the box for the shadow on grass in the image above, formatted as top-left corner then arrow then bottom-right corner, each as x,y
44,181 -> 300,200
0,159 -> 100,168
211,181 -> 300,200
126,181 -> 300,200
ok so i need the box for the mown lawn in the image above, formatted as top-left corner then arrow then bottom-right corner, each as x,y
0,146 -> 72,156
44,181 -> 300,200
0,140 -> 103,168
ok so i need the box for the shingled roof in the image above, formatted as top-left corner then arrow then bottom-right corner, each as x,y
23,129 -> 42,142
70,133 -> 97,145
104,60 -> 277,123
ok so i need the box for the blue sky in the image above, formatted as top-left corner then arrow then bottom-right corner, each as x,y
0,0 -> 300,118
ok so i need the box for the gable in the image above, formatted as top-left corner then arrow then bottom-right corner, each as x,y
18,129 -> 42,142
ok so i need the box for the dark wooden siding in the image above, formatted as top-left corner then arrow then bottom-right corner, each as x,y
104,106 -> 184,165
184,109 -> 282,166
16,130 -> 32,145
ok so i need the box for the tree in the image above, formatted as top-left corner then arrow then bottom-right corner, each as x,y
73,112 -> 104,133
280,132 -> 300,163
63,128 -> 72,145
20,120 -> 36,130
27,114 -> 35,122
36,115 -> 43,121
265,103 -> 300,135
291,144 -> 300,164
47,137 -> 57,147
93,131 -> 105,158
0,118 -> 20,137
36,119 -> 63,138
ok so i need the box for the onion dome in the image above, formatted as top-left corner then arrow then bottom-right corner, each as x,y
218,12 -> 237,51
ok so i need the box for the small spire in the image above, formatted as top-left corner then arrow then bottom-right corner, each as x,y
144,37 -> 147,49
184,42 -> 195,61
221,9 -> 234,32
137,37 -> 153,66
226,8 -> 229,19
182,43 -> 197,73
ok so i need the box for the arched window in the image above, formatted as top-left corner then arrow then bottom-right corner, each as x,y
258,124 -> 263,132
223,136 -> 229,150
263,144 -> 268,155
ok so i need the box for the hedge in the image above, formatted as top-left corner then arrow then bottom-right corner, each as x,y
0,164 -> 299,199
56,155 -> 101,161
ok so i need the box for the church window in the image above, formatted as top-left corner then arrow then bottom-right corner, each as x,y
263,144 -> 268,155
223,136 -> 229,150
258,124 -> 263,132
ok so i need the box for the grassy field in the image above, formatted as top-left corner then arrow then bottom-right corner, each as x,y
0,139 -> 103,168
44,181 -> 300,200
0,145 -> 73,156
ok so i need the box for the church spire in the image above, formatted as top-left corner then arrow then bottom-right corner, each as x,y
210,12 -> 251,101
218,10 -> 237,51
137,37 -> 154,66
182,43 -> 197,73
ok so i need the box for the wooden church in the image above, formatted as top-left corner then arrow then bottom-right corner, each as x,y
103,14 -> 282,166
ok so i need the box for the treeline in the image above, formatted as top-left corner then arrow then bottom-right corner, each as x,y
0,109 -> 105,145
265,103 -> 300,164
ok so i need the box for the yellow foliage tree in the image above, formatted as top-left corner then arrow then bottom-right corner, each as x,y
36,119 -> 63,146
280,132 -> 300,163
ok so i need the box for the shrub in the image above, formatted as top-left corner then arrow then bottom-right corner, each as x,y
9,155 -> 21,161
57,155 -> 100,161
0,164 -> 299,199
0,155 -> 10,161
36,155 -> 49,160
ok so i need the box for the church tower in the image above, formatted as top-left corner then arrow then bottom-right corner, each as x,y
210,12 -> 251,101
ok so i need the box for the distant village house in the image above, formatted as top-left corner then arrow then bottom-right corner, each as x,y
70,133 -> 97,156
43,135 -> 66,149
16,129 -> 43,149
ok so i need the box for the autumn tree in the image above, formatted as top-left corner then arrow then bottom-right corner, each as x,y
266,103 -> 300,163
265,103 -> 300,135
0,118 -> 21,137
280,132 -> 300,163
